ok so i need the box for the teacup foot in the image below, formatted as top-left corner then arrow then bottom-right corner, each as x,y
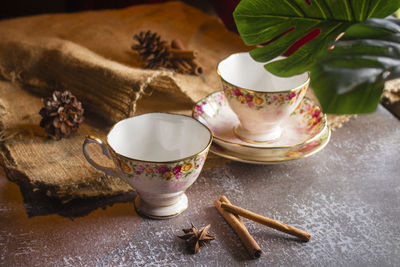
134,194 -> 188,219
233,125 -> 281,143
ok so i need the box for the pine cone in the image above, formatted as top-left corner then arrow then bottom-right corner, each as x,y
132,30 -> 170,69
39,90 -> 84,140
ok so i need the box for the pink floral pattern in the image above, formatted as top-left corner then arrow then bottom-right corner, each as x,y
193,91 -> 330,163
292,98 -> 324,133
193,92 -> 226,119
194,101 -> 207,117
110,150 -> 208,181
283,130 -> 328,159
221,81 -> 307,110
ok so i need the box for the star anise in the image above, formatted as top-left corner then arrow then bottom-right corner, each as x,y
178,223 -> 216,254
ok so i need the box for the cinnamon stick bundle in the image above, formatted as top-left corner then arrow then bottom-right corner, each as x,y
214,196 -> 262,258
170,39 -> 202,75
132,31 -> 202,75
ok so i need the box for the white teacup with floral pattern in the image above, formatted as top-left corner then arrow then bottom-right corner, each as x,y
83,113 -> 212,219
218,52 -> 310,143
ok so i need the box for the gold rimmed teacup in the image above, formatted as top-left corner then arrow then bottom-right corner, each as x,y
218,52 -> 310,143
83,113 -> 212,219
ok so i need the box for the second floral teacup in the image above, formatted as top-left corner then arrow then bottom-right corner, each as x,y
218,52 -> 309,143
83,113 -> 212,219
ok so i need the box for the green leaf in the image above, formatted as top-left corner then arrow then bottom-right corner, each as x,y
311,18 -> 400,113
234,0 -> 400,114
264,22 -> 349,76
312,69 -> 384,114
343,18 -> 400,41
234,0 -> 400,74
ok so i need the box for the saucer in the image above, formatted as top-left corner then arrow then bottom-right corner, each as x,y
192,91 -> 331,163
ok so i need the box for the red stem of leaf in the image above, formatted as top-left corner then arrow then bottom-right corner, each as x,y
283,28 -> 321,56
263,27 -> 296,46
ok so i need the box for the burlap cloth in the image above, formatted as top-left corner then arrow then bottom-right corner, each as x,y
0,1 -> 381,201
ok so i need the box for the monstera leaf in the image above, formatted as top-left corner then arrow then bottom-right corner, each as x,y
233,0 -> 400,113
311,18 -> 400,113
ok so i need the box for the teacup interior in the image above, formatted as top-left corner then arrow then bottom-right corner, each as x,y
218,53 -> 308,92
107,113 -> 211,162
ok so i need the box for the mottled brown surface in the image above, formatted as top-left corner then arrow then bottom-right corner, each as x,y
1,105 -> 399,266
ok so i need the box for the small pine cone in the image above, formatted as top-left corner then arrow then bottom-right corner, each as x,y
39,90 -> 84,140
132,30 -> 170,69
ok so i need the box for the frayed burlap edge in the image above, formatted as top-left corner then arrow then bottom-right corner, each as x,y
384,79 -> 400,103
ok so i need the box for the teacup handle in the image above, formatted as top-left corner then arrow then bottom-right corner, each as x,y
83,135 -> 121,178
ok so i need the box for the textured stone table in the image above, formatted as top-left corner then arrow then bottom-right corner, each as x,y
1,105 -> 399,266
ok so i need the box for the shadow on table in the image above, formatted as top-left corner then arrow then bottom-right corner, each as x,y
251,228 -> 306,244
12,178 -> 136,219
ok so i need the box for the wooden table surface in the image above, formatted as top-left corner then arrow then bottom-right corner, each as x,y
1,105 -> 399,266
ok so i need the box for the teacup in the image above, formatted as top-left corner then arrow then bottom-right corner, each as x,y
218,52 -> 309,143
83,113 -> 212,219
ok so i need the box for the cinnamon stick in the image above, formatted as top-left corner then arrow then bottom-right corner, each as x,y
171,59 -> 191,73
169,39 -> 202,75
169,48 -> 198,60
186,59 -> 203,75
220,202 -> 311,242
220,195 -> 243,224
178,59 -> 192,70
171,39 -> 185,50
214,197 -> 262,258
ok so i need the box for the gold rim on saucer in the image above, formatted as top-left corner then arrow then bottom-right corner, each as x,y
210,126 -> 331,164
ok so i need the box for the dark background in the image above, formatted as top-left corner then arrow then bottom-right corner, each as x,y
0,0 -> 239,32
0,0 -> 200,19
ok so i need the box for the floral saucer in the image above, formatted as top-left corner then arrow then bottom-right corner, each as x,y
192,91 -> 331,164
